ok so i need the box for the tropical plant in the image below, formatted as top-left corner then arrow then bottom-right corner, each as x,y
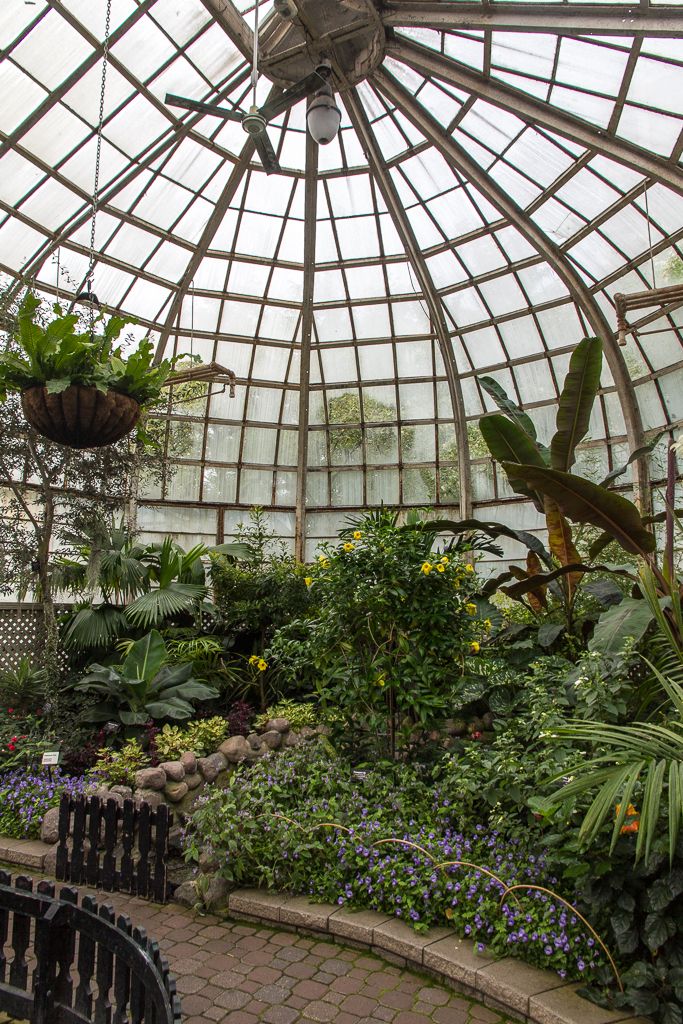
253,698 -> 318,732
0,657 -> 48,714
546,565 -> 683,865
155,716 -> 229,759
75,630 -> 218,729
267,508 -> 487,758
123,537 -> 209,629
477,338 -> 659,635
0,292 -> 173,407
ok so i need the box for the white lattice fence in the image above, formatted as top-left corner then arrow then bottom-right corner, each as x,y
0,603 -> 71,674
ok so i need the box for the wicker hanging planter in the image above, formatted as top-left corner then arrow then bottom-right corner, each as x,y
21,384 -> 140,449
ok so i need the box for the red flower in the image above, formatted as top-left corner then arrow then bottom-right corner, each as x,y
10,737 -> 17,743
7,709 -> 13,715
7,744 -> 15,752
471,730 -> 483,740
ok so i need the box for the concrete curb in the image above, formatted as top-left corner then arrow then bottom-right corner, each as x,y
226,888 -> 651,1024
0,837 -> 49,870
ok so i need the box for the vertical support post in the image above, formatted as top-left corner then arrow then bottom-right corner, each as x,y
295,133 -> 319,562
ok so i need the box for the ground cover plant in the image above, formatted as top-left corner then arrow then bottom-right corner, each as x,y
184,745 -> 606,983
0,767 -> 93,839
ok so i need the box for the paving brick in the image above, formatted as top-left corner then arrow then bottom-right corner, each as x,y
302,1000 -> 339,1022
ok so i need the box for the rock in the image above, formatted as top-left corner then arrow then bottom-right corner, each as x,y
215,769 -> 231,789
219,736 -> 251,763
173,880 -> 197,908
44,846 -> 58,874
135,788 -> 165,808
41,806 -> 61,844
260,729 -> 282,750
101,790 -> 124,807
299,726 -> 317,739
265,718 -> 290,733
284,730 -> 301,748
168,825 -> 184,855
160,761 -> 185,782
110,785 -> 133,800
315,724 -> 331,736
185,772 -> 202,791
197,756 -> 219,782
199,851 -> 220,874
445,718 -> 467,737
134,767 -> 166,791
248,742 -> 270,760
180,751 -> 197,774
203,875 -> 230,913
246,732 -> 260,750
165,781 -> 189,803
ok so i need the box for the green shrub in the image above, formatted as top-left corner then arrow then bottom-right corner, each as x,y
92,739 -> 149,787
254,700 -> 317,731
155,716 -> 229,759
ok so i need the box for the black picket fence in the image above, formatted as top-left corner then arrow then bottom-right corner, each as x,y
0,872 -> 181,1024
56,795 -> 172,903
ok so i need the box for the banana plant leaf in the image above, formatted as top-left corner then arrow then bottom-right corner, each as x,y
589,506 -> 683,562
151,662 -> 195,688
119,710 -> 150,726
155,681 -> 219,702
479,416 -> 546,511
422,518 -> 552,567
479,375 -> 540,444
599,432 -> 664,488
499,562 -> 637,600
145,698 -> 195,719
501,463 -> 656,557
550,337 -> 602,472
588,597 -> 655,654
121,630 -> 167,681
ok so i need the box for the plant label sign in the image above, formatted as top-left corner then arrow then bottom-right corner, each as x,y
41,751 -> 61,766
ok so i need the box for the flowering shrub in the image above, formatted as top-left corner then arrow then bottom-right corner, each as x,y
254,699 -> 317,732
266,509 -> 488,757
185,745 -> 603,982
0,768 -> 93,838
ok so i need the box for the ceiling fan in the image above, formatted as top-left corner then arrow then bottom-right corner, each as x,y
165,1 -> 335,174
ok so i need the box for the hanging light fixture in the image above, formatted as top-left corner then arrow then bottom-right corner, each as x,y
306,78 -> 341,145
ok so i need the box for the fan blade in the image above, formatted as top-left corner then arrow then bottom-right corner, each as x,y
165,93 -> 244,122
253,131 -> 281,175
259,70 -> 326,122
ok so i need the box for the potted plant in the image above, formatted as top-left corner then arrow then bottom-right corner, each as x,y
0,293 -> 173,448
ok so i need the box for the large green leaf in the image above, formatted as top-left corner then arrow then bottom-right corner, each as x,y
153,663 -> 194,689
479,376 -> 539,442
501,463 -> 656,557
479,415 -> 546,509
589,598 -> 655,654
416,518 -> 552,566
121,629 -> 167,682
599,432 -> 664,488
124,582 -> 206,628
61,605 -> 128,651
550,337 -> 602,472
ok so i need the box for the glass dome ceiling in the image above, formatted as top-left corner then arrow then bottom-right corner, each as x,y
1,0 -> 683,561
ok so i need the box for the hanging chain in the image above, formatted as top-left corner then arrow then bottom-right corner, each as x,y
87,0 -> 113,294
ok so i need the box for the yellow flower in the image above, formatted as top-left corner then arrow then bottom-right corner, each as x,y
304,577 -> 313,587
376,676 -> 386,688
257,658 -> 268,672
484,618 -> 492,630
465,563 -> 475,573
436,564 -> 445,573
440,556 -> 449,564
470,641 -> 480,654
343,542 -> 355,552
318,555 -> 329,566
465,602 -> 477,615
421,562 -> 432,575
445,907 -> 454,920
353,530 -> 362,540
248,655 -> 259,666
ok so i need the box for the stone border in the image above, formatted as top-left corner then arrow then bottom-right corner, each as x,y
225,889 -> 651,1024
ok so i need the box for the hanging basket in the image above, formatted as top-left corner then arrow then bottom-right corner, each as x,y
21,384 -> 140,449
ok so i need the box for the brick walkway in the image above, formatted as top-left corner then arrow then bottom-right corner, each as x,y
89,891 -> 516,1024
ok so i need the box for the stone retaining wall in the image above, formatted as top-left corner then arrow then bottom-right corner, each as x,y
40,717 -> 319,844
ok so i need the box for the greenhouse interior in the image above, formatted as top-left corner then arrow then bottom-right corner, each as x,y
0,1 -> 682,1022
